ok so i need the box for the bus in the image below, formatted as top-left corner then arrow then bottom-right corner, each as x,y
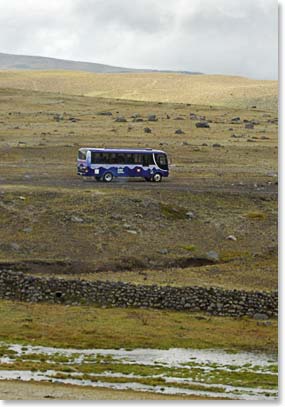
77,147 -> 169,182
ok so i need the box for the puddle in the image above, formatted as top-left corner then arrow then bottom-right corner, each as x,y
0,342 -> 278,400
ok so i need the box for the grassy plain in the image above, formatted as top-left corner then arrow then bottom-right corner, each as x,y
0,70 -> 278,109
0,80 -> 278,399
0,87 -> 278,291
0,300 -> 277,352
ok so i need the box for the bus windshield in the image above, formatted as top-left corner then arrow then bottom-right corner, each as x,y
78,149 -> 87,160
155,153 -> 168,170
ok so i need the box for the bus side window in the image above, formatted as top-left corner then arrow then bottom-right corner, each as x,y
134,153 -> 143,165
117,154 -> 125,164
142,154 -> 150,166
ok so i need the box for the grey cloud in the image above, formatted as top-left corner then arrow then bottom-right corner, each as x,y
0,0 -> 278,79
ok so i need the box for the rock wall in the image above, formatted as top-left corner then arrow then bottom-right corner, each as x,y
0,270 -> 278,318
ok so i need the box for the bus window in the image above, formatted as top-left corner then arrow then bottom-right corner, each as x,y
78,150 -> 87,160
143,154 -> 154,166
155,153 -> 168,170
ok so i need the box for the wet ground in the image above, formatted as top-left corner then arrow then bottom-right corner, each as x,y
0,342 -> 278,400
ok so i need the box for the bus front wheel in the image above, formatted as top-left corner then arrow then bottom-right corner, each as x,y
103,172 -> 113,182
152,173 -> 162,182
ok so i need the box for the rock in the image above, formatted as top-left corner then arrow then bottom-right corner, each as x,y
148,115 -> 158,122
206,250 -> 219,262
253,313 -> 269,320
10,243 -> 20,251
266,171 -> 277,177
245,123 -> 254,129
213,143 -> 222,148
71,215 -> 84,223
132,117 -> 144,122
131,113 -> 140,118
127,230 -> 138,235
53,114 -> 64,121
19,196 -> 26,200
97,111 -> 112,116
23,227 -> 32,233
196,122 -> 210,128
202,143 -> 208,146
189,113 -> 198,120
166,114 -> 170,119
159,248 -> 169,254
144,127 -> 152,133
181,141 -> 190,146
174,116 -> 184,120
115,116 -> 127,122
186,211 -> 195,219
226,235 -> 237,241
175,129 -> 184,134
257,321 -> 272,326
231,117 -> 241,122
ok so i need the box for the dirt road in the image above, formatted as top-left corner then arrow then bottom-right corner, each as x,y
0,380 -> 207,400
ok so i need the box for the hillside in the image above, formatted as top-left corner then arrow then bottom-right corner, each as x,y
0,70 -> 277,109
0,52 -> 200,74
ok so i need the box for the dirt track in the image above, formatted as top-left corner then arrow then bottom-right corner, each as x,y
0,380 -> 205,400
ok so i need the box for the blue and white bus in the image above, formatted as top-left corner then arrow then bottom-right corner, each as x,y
77,147 -> 169,182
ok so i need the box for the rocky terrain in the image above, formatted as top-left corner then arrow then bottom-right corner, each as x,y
0,82 -> 278,399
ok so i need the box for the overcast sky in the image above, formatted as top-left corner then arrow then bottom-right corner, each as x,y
0,0 -> 278,79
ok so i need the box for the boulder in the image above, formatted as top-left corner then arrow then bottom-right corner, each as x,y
196,122 -> 210,128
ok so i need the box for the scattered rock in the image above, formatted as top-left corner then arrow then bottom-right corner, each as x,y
186,211 -> 195,219
253,313 -> 269,320
226,235 -> 237,241
245,123 -> 254,129
148,115 -> 158,122
115,116 -> 127,123
127,230 -> 138,235
257,321 -> 272,327
175,129 -> 185,134
206,250 -> 219,262
174,116 -> 184,120
132,117 -> 144,122
22,227 -> 32,233
71,215 -> 84,223
231,117 -> 241,122
266,171 -> 277,177
196,122 -> 210,128
213,143 -> 222,148
159,248 -> 169,254
97,111 -> 112,116
144,127 -> 152,133
10,243 -> 20,251
131,113 -> 140,118
202,143 -> 208,146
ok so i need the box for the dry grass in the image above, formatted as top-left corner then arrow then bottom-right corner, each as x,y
0,70 -> 278,109
0,300 -> 277,352
0,87 -> 278,291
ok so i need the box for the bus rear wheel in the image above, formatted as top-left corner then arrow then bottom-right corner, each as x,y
103,172 -> 113,182
152,173 -> 162,182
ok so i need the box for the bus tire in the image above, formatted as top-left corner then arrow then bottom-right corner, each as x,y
103,172 -> 113,182
152,173 -> 162,182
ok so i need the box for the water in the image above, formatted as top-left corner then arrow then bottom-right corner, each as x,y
0,342 -> 278,400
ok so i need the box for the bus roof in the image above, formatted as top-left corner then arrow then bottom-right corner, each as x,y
79,147 -> 166,154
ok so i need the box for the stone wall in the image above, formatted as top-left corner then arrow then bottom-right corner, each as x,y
0,270 -> 278,318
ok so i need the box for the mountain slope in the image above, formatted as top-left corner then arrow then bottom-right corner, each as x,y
0,52 -> 200,74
